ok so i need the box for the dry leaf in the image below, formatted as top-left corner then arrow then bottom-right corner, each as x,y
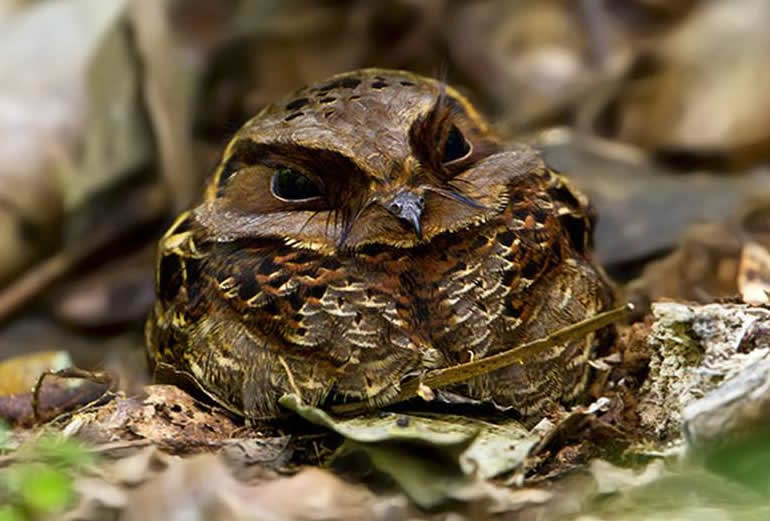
0,350 -> 71,396
0,0 -> 152,282
128,0 -> 202,211
416,382 -> 435,401
738,242 -> 770,305
590,459 -> 665,494
540,141 -> 770,267
280,394 -> 537,508
120,457 -> 397,521
448,0 -> 632,130
586,0 -> 770,166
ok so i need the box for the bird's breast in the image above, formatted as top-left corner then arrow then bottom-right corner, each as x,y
340,217 -> 544,365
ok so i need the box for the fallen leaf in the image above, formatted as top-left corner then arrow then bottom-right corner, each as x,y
118,455 -> 399,521
0,350 -> 72,397
590,459 -> 665,494
539,140 -> 770,268
0,0 -> 153,283
584,0 -> 770,168
280,393 -> 538,509
738,242 -> 770,305
60,385 -> 239,453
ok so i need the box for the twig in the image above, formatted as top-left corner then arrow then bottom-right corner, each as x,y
331,303 -> 632,415
32,367 -> 115,422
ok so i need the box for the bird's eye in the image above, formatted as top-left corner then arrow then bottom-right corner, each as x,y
442,124 -> 471,163
271,167 -> 321,201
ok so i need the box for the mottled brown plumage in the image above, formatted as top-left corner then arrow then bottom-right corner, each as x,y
146,69 -> 614,420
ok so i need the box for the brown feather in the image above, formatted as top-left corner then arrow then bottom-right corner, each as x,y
147,69 -> 615,421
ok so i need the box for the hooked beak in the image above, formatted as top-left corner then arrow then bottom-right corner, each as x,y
386,190 -> 425,239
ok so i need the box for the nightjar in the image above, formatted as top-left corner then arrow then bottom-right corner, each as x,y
146,69 -> 614,421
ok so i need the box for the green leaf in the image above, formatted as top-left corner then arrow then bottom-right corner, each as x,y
35,435 -> 93,470
0,421 -> 10,451
19,464 -> 73,513
0,505 -> 23,521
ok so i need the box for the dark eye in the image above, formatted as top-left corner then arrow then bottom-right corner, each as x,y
442,125 -> 471,163
271,167 -> 321,201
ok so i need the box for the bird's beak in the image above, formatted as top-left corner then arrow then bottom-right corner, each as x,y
386,190 -> 425,240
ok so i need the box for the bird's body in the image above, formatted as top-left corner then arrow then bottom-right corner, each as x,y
146,69 -> 614,420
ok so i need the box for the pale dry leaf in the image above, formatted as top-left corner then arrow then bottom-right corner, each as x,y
242,467 -> 382,521
128,0 -> 201,211
121,453 -> 245,521
106,445 -> 164,486
416,382 -> 435,401
280,394 -> 537,509
73,477 -> 127,511
586,0 -> 770,161
738,241 -> 770,305
447,0 -> 632,130
0,350 -> 71,396
590,459 -> 666,495
0,0 -> 157,285
120,455 -> 392,521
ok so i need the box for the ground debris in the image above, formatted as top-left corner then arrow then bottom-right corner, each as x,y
7,2 -> 770,520
0,352 -> 106,428
5,303 -> 770,520
61,385 -> 245,454
281,393 -> 540,510
738,242 -> 770,305
683,359 -> 770,449
580,0 -> 770,170
637,302 -> 770,439
66,452 -> 408,521
575,459 -> 770,521
626,199 -> 770,312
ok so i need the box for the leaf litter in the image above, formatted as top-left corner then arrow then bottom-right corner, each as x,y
3,1 -> 770,520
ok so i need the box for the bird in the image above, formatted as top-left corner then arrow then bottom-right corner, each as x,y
145,68 -> 615,422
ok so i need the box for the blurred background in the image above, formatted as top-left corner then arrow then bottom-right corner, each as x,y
1,0 -> 770,407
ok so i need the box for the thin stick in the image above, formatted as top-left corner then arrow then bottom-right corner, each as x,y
331,303 -> 632,415
32,367 -> 114,422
